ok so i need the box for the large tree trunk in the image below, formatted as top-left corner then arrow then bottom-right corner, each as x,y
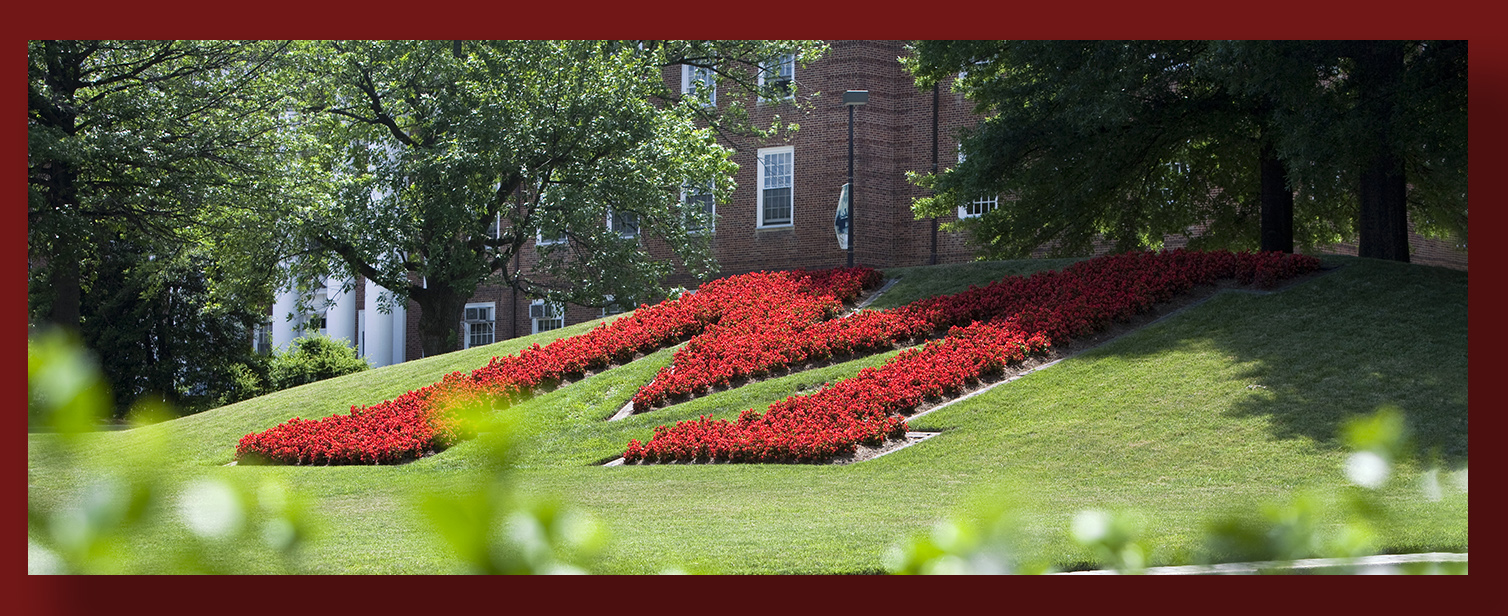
1258,140 -> 1294,253
1358,157 -> 1410,262
411,284 -> 468,357
37,158 -> 84,330
48,254 -> 82,330
1352,41 -> 1411,263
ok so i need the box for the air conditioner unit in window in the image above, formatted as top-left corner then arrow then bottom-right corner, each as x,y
530,302 -> 559,320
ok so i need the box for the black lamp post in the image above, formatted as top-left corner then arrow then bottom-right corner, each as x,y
844,89 -> 867,268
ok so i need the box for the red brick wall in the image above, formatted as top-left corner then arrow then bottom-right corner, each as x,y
704,40 -> 980,276
1303,220 -> 1468,270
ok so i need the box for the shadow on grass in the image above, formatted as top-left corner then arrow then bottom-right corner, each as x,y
1091,256 -> 1468,468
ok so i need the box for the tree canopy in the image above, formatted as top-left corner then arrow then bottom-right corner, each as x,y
28,40 -> 298,325
904,40 -> 1466,262
273,40 -> 827,355
28,40 -> 303,415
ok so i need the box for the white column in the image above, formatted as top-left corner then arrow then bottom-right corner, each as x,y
391,299 -> 407,365
271,281 -> 299,352
325,275 -> 357,348
363,278 -> 394,368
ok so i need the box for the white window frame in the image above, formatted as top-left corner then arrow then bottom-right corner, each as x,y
682,180 -> 716,234
956,149 -> 999,219
758,54 -> 795,103
536,200 -> 566,246
960,195 -> 999,219
536,226 -> 566,246
681,64 -> 716,107
600,294 -> 628,318
462,302 -> 496,349
608,209 -> 640,238
530,299 -> 564,334
756,146 -> 795,228
486,212 -> 502,240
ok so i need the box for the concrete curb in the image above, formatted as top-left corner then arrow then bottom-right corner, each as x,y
1053,552 -> 1468,575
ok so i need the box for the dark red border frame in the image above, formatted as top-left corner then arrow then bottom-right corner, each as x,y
14,3 -> 1501,615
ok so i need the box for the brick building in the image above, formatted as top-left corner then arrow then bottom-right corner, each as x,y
264,40 -> 1466,366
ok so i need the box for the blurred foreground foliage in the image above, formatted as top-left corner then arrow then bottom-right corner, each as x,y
884,406 -> 1467,575
27,328 -> 602,575
29,329 -> 1464,576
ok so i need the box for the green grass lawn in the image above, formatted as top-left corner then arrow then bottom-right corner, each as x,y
27,255 -> 1468,574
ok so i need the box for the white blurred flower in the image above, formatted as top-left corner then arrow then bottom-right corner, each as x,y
178,479 -> 244,539
1345,452 -> 1390,489
28,540 -> 65,575
930,520 -> 963,551
1072,510 -> 1111,544
1420,469 -> 1442,502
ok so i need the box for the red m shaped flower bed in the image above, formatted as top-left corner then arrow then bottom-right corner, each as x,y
236,250 -> 1318,466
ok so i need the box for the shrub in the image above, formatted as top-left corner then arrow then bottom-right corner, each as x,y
269,335 -> 370,391
216,354 -> 272,407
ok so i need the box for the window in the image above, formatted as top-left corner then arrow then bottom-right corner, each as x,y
600,294 -> 628,318
463,303 -> 496,349
956,149 -> 999,219
537,225 -> 566,246
759,54 -> 795,102
608,209 -> 640,238
757,146 -> 794,227
682,180 -> 716,233
681,64 -> 716,106
529,299 -> 564,334
960,195 -> 999,218
301,314 -> 327,335
252,323 -> 272,355
536,201 -> 566,246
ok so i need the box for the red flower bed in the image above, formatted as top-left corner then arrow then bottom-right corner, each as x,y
624,321 -> 1050,464
623,250 -> 1321,464
632,249 -> 1322,412
234,267 -> 880,465
630,268 -> 883,410
236,250 -> 1318,466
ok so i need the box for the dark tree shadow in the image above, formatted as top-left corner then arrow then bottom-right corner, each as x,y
1085,257 -> 1468,468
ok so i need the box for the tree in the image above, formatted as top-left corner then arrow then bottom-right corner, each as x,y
903,40 -> 1466,262
278,40 -> 826,356
903,41 -> 1278,259
28,40 -> 297,330
46,235 -> 270,417
29,40 -> 313,415
1210,41 -> 1468,263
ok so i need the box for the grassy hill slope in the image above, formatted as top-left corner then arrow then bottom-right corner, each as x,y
27,255 -> 1467,574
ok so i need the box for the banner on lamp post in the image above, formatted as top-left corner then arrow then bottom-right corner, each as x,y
835,182 -> 850,250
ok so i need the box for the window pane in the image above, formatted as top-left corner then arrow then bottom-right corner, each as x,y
763,55 -> 794,98
763,152 -> 792,188
470,322 -> 495,347
763,187 -> 792,225
965,195 -> 998,218
612,210 -> 639,237
685,180 -> 715,231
